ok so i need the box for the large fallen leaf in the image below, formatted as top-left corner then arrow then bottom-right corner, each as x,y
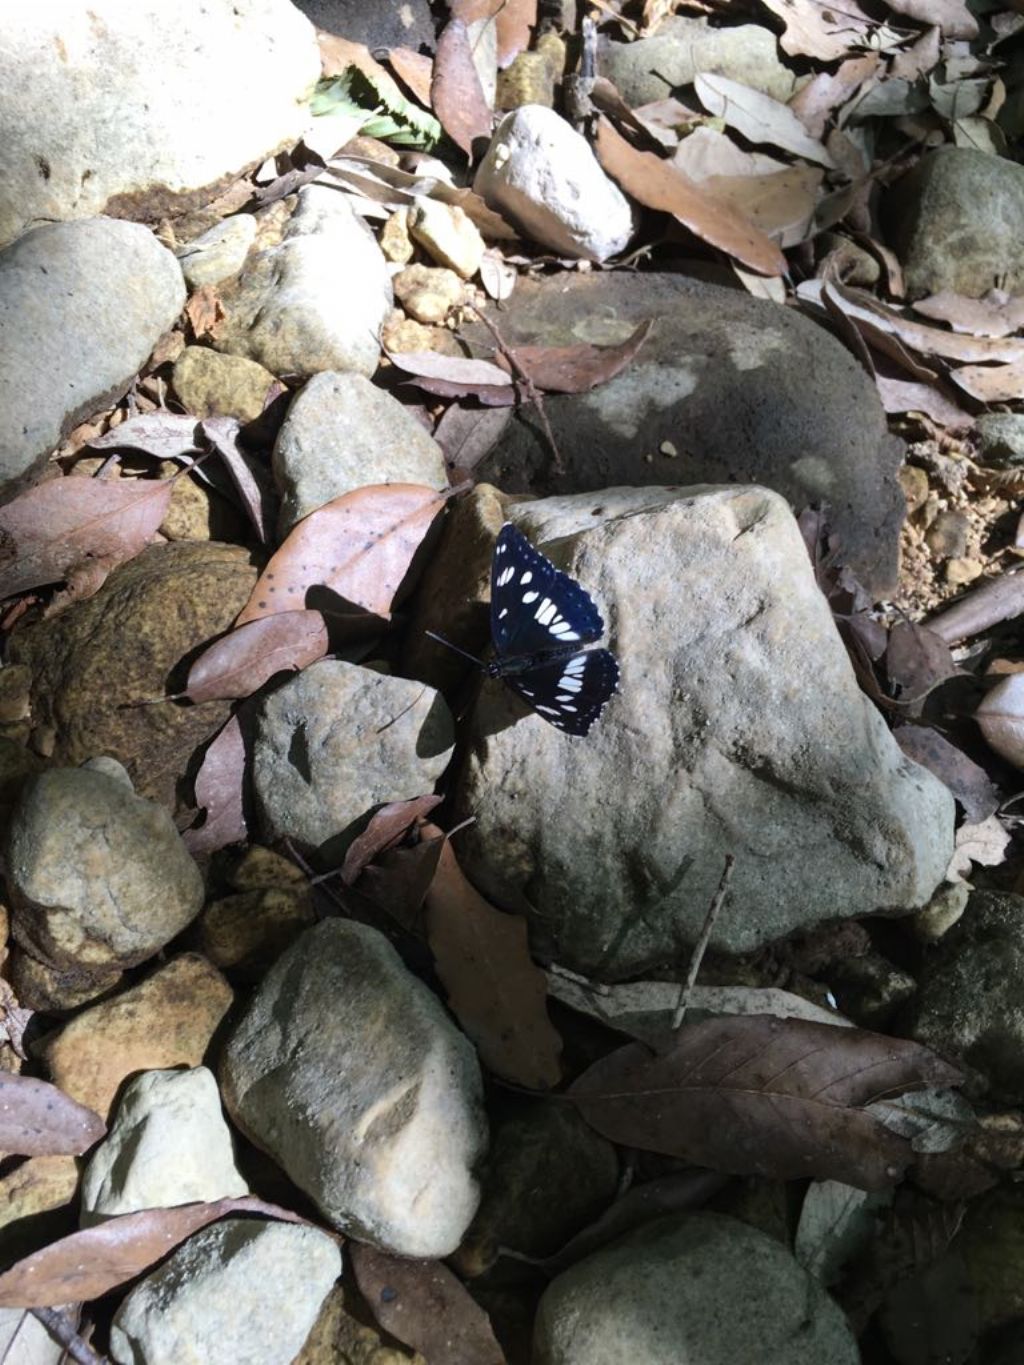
0,1074 -> 105,1158
595,119 -> 786,277
874,375 -> 973,430
387,46 -> 434,108
87,412 -> 203,460
694,72 -> 835,168
497,319 -> 653,393
432,18 -> 492,157
950,359 -> 1024,403
235,484 -> 446,625
183,713 -> 248,856
424,830 -> 561,1089
0,1196 -> 311,1308
569,1015 -> 963,1191
756,0 -> 877,60
893,725 -> 999,823
0,475 -> 173,601
350,1243 -> 505,1365
341,795 -> 444,886
824,282 -> 1024,364
181,611 -> 329,704
386,350 -> 512,388
912,290 -> 1024,339
434,404 -> 512,474
495,0 -> 536,67
884,620 -> 959,704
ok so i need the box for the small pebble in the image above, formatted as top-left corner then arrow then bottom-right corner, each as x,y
945,556 -> 983,585
898,464 -> 930,515
660,440 -> 678,457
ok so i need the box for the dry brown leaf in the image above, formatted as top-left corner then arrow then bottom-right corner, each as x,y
950,359 -> 1024,403
236,484 -> 446,625
569,1015 -> 963,1191
884,0 -> 977,39
884,621 -> 959,704
874,375 -> 974,430
434,403 -> 512,473
184,713 -> 248,857
87,412 -> 203,461
498,319 -> 653,394
694,72 -> 835,168
386,350 -> 512,388
891,26 -> 942,81
0,1074 -> 105,1158
341,795 -> 444,886
595,119 -> 786,277
0,475 -> 173,602
424,829 -> 562,1089
479,247 -> 516,302
757,0 -> 877,60
893,726 -> 999,822
494,0 -> 537,68
824,282 -> 1024,364
0,981 -> 32,1062
386,46 -> 434,108
0,1196 -> 313,1308
788,55 -> 882,139
947,814 -> 1011,882
912,290 -> 1024,338
182,611 -> 329,704
432,19 -> 493,157
185,285 -> 224,340
350,1243 -> 505,1365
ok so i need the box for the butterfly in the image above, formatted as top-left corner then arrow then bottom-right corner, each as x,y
428,522 -> 619,736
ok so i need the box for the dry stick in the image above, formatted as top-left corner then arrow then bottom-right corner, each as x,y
671,853 -> 735,1031
466,306 -> 565,476
30,1309 -> 107,1365
926,569 -> 1024,645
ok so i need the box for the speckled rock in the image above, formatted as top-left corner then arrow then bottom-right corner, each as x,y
175,215 -> 258,287
172,346 -> 278,422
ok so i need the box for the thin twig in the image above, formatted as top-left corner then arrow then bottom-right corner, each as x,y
671,853 -> 735,1031
30,1308 -> 107,1365
466,305 -> 565,476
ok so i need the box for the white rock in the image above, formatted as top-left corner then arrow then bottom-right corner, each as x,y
110,1217 -> 340,1365
176,215 -> 258,288
81,1068 -> 248,1225
221,918 -> 487,1257
0,218 -> 185,488
253,659 -> 454,851
474,106 -> 636,263
454,486 -> 955,977
0,0 -> 320,248
272,372 -> 448,532
534,1213 -> 859,1364
214,185 -> 393,378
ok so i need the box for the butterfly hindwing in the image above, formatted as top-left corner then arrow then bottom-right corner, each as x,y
503,648 -> 620,737
491,522 -> 604,656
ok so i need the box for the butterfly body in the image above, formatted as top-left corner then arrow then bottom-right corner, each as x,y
486,523 -> 619,736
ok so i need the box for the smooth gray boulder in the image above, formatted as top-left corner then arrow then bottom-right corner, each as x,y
213,185 -> 393,379
272,372 -> 449,533
220,918 -> 487,1256
252,659 -> 454,855
110,1217 -> 340,1365
452,487 -> 955,978
0,0 -> 319,247
0,218 -> 185,489
534,1213 -> 859,1365
463,271 -> 904,596
81,1068 -> 248,1225
884,147 -> 1024,299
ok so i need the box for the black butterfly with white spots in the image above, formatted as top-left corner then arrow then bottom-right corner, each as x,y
429,523 -> 619,736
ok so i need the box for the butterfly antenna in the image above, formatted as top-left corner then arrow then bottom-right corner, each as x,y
425,629 -> 485,668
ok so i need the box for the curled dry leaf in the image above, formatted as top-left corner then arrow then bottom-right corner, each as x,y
946,813 -> 1011,883
386,350 -> 512,388
756,0 -> 876,60
433,403 -> 512,474
359,832 -> 447,932
0,475 -> 173,602
340,794 -> 444,886
201,415 -> 272,544
87,412 -> 203,460
183,712 -> 248,856
235,483 -> 446,625
976,673 -> 1024,771
884,620 -> 959,704
568,1014 -> 963,1192
386,46 -> 434,108
950,359 -> 1024,404
0,1074 -> 105,1158
824,282 -> 1024,365
497,319 -> 653,393
788,55 -> 882,140
0,1196 -> 313,1309
595,119 -> 787,278
182,611 -> 329,704
694,72 -> 835,168
424,828 -> 562,1089
912,290 -> 1024,339
350,1242 -> 506,1365
479,247 -> 516,302
874,375 -> 974,431
432,19 -> 493,158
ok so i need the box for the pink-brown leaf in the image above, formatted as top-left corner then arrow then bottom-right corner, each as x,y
184,611 -> 329,703
432,19 -> 493,157
235,484 -> 446,625
500,320 -> 652,394
0,1074 -> 105,1158
0,476 -> 173,601
341,795 -> 444,886
386,46 -> 434,108
184,714 -> 247,856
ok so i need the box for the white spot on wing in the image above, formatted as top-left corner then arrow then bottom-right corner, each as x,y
520,571 -> 533,584
523,590 -> 538,604
536,600 -> 557,625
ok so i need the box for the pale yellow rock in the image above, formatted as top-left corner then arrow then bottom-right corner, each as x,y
392,264 -> 466,324
408,200 -> 485,280
380,208 -> 414,265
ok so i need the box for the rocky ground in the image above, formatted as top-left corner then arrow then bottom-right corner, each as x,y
1,1 -> 1024,1363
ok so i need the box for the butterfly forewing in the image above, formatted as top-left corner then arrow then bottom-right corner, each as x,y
504,647 -> 619,736
491,522 -> 604,656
